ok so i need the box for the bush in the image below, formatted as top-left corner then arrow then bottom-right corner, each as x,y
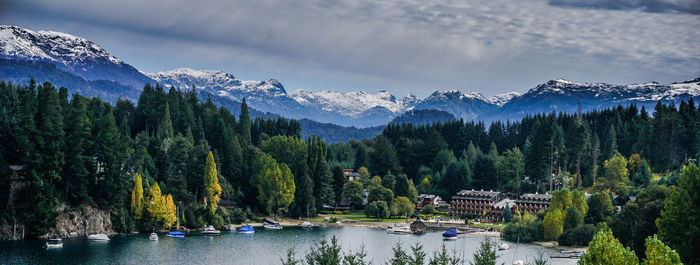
230,207 -> 246,224
502,222 -> 539,243
212,214 -> 225,229
422,205 -> 436,215
558,224 -> 595,246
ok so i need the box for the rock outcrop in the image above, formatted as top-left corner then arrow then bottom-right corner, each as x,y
44,204 -> 114,238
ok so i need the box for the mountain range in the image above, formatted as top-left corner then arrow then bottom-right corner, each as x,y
1,25 -> 699,141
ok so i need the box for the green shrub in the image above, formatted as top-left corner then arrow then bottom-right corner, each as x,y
558,224 -> 595,246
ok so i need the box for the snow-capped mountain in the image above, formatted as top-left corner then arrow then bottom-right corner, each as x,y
489,92 -> 521,106
480,78 -> 700,122
290,89 -> 417,118
0,25 -> 151,89
413,90 -> 499,120
2,25 -> 700,134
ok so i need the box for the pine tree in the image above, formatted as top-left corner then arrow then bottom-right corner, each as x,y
94,110 -> 128,208
158,103 -> 174,141
62,95 -> 92,205
204,151 -> 222,214
238,98 -> 252,145
370,135 -> 402,177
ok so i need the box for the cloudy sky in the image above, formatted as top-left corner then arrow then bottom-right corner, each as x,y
1,0 -> 698,97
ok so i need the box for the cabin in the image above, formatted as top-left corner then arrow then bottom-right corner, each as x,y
343,169 -> 361,182
218,199 -> 237,209
410,217 -> 427,234
417,194 -> 442,209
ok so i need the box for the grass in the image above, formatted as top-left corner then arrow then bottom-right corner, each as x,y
316,210 -> 412,223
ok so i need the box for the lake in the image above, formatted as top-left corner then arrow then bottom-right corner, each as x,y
0,226 -> 578,265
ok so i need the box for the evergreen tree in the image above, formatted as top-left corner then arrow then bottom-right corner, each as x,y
332,166 -> 345,205
62,95 -> 92,205
601,124 -> 618,161
656,163 -> 700,264
238,98 -> 252,145
370,135 -> 402,177
94,110 -> 128,208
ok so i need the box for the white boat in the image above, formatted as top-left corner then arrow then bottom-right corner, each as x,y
202,225 -> 221,235
87,234 -> 110,241
498,243 -> 509,250
387,224 -> 411,234
299,221 -> 313,228
512,260 -> 524,265
264,223 -> 283,230
45,238 -> 63,248
149,233 -> 159,241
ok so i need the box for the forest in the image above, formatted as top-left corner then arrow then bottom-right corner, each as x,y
1,80 -> 698,264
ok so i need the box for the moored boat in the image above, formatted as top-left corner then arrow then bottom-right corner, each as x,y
442,229 -> 458,240
264,223 -> 283,230
202,225 -> 221,235
45,238 -> 63,248
238,225 -> 255,234
166,231 -> 186,238
387,224 -> 411,234
299,221 -> 313,228
498,243 -> 509,250
87,234 -> 110,241
149,233 -> 159,241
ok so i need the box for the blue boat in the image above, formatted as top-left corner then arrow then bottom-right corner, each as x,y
238,225 -> 255,234
442,229 -> 458,240
166,231 -> 186,238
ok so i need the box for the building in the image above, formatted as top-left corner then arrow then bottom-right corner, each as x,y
514,193 -> 553,215
417,194 -> 442,209
343,169 -> 361,182
449,189 -> 506,222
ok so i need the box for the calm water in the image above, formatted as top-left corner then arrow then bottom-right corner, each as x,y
0,227 -> 577,265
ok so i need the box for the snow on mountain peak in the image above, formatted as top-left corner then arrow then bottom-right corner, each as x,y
489,92 -> 521,106
290,89 -> 410,117
0,25 -> 121,65
148,68 -> 287,96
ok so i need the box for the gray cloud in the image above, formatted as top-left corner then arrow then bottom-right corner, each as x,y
1,0 -> 699,97
549,0 -> 700,14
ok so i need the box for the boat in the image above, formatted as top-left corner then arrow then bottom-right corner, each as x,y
45,238 -> 63,248
238,225 -> 255,234
442,229 -> 458,240
149,232 -> 159,241
87,234 -> 110,241
299,221 -> 313,228
166,231 -> 186,238
512,260 -> 524,265
387,224 -> 411,234
166,206 -> 186,238
498,243 -> 509,250
202,225 -> 221,235
264,223 -> 283,230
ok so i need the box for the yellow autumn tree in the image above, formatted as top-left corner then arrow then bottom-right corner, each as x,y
131,173 -> 144,220
164,194 -> 177,228
146,182 -> 167,228
204,151 -> 221,214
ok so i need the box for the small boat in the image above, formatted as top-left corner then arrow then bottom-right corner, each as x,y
202,225 -> 221,235
45,238 -> 63,248
264,223 -> 283,230
387,224 -> 411,234
512,260 -> 524,265
87,234 -> 110,241
299,221 -> 313,228
166,231 -> 186,238
498,243 -> 509,250
442,229 -> 458,240
238,225 -> 255,234
149,233 -> 159,241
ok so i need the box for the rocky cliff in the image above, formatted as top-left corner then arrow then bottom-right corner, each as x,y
45,204 -> 114,238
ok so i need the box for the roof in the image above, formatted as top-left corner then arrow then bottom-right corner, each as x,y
493,199 -> 516,209
452,189 -> 501,199
517,193 -> 553,201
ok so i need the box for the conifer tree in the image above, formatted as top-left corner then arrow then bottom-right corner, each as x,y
62,95 -> 91,205
238,98 -> 252,145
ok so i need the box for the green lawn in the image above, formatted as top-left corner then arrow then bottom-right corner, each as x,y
318,210 -> 412,223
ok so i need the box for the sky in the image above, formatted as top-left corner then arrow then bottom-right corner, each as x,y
0,0 -> 698,98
